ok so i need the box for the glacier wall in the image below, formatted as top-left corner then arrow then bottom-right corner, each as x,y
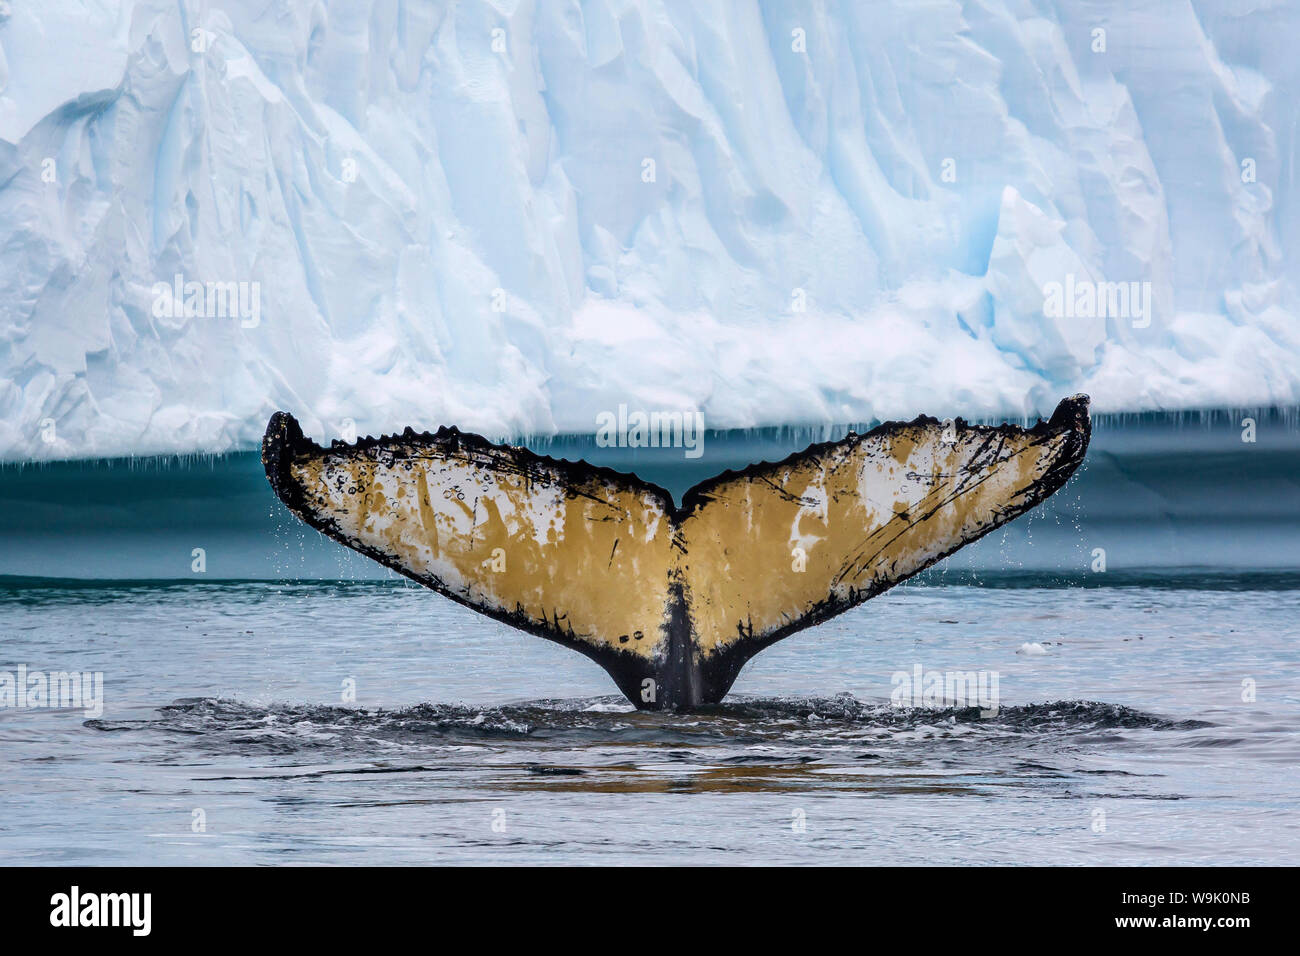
1,0 -> 1297,460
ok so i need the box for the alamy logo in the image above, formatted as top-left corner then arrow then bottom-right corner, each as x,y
50,886 -> 151,936
151,273 -> 261,328
0,665 -> 103,718
1042,275 -> 1152,328
595,404 -> 705,459
890,663 -> 999,715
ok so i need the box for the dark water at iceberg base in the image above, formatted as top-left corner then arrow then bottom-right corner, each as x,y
1,410 -> 1299,864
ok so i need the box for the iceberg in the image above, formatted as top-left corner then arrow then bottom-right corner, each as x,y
1,0 -> 1297,461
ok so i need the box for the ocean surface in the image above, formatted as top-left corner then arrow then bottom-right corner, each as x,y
2,412 -> 1299,865
2,575 -> 1298,865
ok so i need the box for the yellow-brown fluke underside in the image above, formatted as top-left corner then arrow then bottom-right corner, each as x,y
263,395 -> 1090,709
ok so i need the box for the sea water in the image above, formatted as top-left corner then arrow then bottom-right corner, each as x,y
1,412 -> 1298,864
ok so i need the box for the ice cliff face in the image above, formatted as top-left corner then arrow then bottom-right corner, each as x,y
1,0 -> 1297,460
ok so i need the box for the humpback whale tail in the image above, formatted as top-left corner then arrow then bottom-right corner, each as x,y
263,395 -> 1090,710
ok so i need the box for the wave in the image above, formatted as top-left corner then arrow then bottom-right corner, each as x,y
84,695 -> 1208,756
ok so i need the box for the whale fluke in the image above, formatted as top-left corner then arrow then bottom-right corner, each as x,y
263,395 -> 1090,710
